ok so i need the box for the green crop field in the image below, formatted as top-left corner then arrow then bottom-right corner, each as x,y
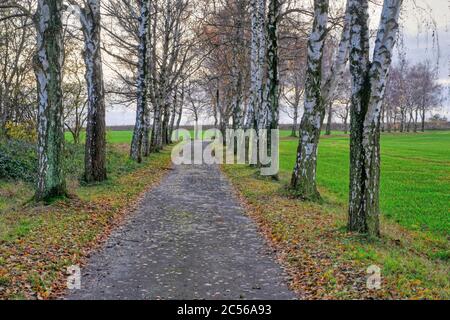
278,131 -> 450,237
65,130 -> 134,144
65,128 -> 299,144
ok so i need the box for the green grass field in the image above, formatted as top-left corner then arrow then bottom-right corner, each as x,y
65,130 -> 134,144
65,128 -> 310,143
278,131 -> 450,237
73,129 -> 450,237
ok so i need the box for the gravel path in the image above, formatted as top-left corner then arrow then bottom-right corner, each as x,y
67,142 -> 295,300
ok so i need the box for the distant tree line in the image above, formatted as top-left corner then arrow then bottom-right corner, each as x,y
382,60 -> 443,133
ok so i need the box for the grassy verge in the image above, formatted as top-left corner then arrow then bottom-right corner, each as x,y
221,164 -> 449,299
0,144 -> 172,299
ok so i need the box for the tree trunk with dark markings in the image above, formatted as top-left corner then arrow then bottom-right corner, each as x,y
348,0 -> 402,237
290,0 -> 329,200
131,0 -> 149,162
35,0 -> 67,201
81,0 -> 107,181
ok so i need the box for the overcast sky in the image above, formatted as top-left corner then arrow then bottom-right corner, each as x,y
106,0 -> 450,126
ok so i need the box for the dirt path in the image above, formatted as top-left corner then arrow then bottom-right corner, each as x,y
67,142 -> 295,300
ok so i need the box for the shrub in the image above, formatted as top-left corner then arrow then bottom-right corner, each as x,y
4,121 -> 37,143
0,139 -> 87,183
0,139 -> 37,182
63,142 -> 85,179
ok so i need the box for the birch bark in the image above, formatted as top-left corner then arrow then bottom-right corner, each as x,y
143,2 -> 154,157
325,102 -> 332,135
265,0 -> 280,132
168,84 -> 179,143
35,0 -> 66,200
290,0 -> 329,200
291,104 -> 298,137
151,0 -> 171,152
321,0 -> 351,105
231,1 -> 244,130
262,0 -> 281,177
290,0 -> 352,199
175,82 -> 184,137
256,0 -> 266,131
142,102 -> 151,156
247,0 -> 265,131
131,0 -> 149,162
348,0 -> 402,237
80,0 -> 107,180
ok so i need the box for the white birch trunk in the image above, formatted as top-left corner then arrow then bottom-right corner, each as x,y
262,0 -> 281,177
143,103 -> 151,156
264,0 -> 280,128
34,0 -> 66,200
80,0 -> 107,181
168,85 -> 179,143
151,103 -> 163,151
348,0 -> 371,234
321,0 -> 351,105
231,2 -> 245,130
290,0 -> 351,198
247,0 -> 265,131
246,0 -> 258,130
256,0 -> 267,131
290,0 -> 329,200
143,5 -> 154,157
151,0 -> 170,152
348,0 -> 402,237
131,0 -> 149,162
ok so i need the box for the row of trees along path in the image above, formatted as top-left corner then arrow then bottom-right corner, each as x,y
4,0 -> 410,238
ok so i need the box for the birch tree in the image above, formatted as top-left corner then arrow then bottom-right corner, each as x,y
149,0 -> 192,151
168,83 -> 180,142
348,0 -> 402,237
175,83 -> 184,132
264,0 -> 281,157
130,0 -> 149,162
290,0 -> 351,199
34,0 -> 67,200
246,0 -> 265,131
100,0 -> 192,154
383,61 -> 441,133
73,0 -> 107,182
324,102 -> 332,135
230,0 -> 246,130
185,79 -> 207,139
290,0 -> 329,200
256,0 -> 266,131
